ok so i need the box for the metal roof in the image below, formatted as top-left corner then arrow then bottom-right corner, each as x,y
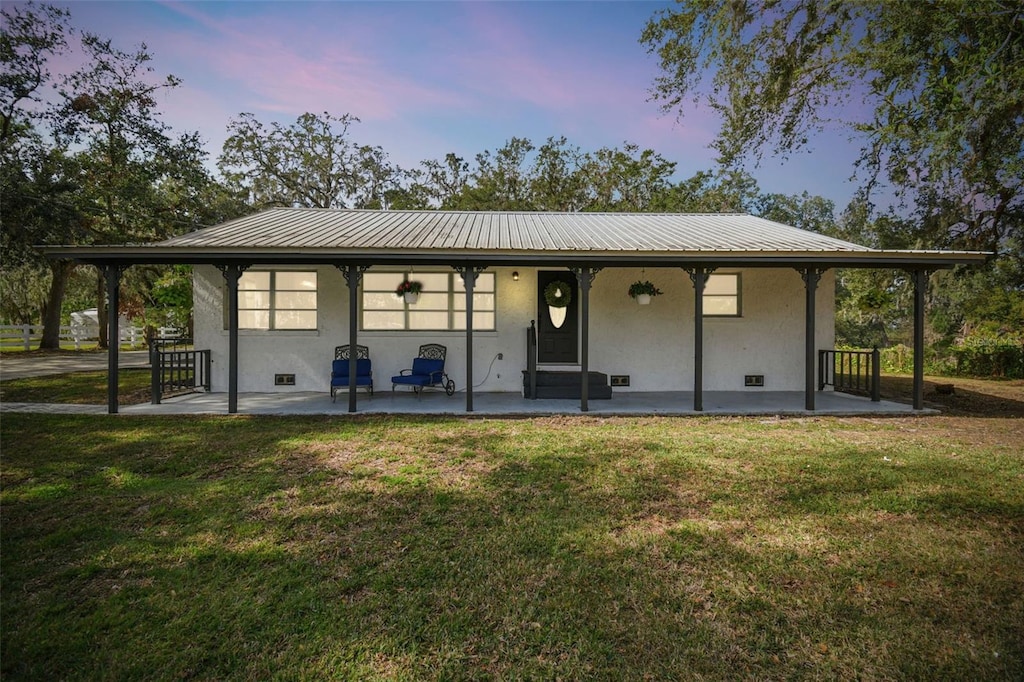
46,208 -> 990,268
160,208 -> 873,253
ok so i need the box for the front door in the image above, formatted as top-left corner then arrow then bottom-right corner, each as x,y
537,271 -> 578,364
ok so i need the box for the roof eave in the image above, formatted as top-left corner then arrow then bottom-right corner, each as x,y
42,245 -> 991,269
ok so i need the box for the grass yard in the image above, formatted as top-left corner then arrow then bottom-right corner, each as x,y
1,412 -> 1021,680
0,368 -> 152,406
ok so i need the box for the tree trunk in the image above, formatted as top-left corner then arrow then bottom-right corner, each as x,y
39,260 -> 76,350
97,268 -> 108,349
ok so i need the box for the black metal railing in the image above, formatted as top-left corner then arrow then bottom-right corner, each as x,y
819,348 -> 880,402
526,320 -> 537,400
150,338 -> 211,404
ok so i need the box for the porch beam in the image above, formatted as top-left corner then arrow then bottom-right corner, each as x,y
571,266 -> 600,412
103,265 -> 123,414
456,266 -> 485,412
800,268 -> 825,411
912,269 -> 929,410
341,265 -> 368,413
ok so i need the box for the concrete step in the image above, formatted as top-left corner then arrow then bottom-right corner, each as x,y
522,370 -> 612,400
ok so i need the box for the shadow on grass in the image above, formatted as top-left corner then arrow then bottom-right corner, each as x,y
875,374 -> 1024,418
1,414 -> 1021,680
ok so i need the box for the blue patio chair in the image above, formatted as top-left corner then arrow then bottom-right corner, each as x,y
331,344 -> 373,402
391,343 -> 455,397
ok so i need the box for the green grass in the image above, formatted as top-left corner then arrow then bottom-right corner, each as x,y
2,414 -> 1021,680
0,369 -> 152,405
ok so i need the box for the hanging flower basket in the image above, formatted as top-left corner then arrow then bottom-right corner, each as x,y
395,279 -> 422,304
544,280 -> 572,329
628,280 -> 663,305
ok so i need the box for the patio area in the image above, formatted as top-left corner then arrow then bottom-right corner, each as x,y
101,389 -> 928,417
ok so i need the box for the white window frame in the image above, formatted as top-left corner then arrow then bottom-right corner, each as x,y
704,273 -> 741,317
360,271 -> 496,331
229,270 -> 318,331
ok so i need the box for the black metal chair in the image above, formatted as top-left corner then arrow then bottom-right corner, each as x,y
390,343 -> 455,397
331,344 -> 373,401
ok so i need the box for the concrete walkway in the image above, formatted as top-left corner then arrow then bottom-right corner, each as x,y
1,389 -> 931,417
0,350 -> 151,381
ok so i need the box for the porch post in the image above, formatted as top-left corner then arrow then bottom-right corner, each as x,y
800,268 -> 824,411
457,267 -> 484,413
572,266 -> 598,412
912,269 -> 928,410
103,264 -> 123,414
685,267 -> 712,411
342,265 -> 367,413
219,265 -> 243,414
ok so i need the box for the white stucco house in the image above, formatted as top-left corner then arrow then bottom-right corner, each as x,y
48,208 -> 986,414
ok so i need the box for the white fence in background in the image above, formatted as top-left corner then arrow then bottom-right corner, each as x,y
0,324 -> 182,351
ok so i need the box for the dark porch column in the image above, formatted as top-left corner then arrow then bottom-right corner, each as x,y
342,265 -> 367,413
912,269 -> 929,410
219,265 -> 243,414
103,264 -> 123,414
572,266 -> 599,412
457,267 -> 484,413
800,268 -> 825,411
685,267 -> 712,411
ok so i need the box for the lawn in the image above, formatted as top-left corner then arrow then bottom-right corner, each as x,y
0,368 -> 152,405
2,413 -> 1021,680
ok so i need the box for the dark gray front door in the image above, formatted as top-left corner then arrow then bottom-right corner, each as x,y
537,271 -> 578,364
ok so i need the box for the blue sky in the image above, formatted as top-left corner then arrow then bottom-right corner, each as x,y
43,1 -> 866,211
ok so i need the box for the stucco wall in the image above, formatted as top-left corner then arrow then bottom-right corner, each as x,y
194,265 -> 834,394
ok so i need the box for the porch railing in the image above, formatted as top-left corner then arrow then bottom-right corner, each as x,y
819,348 -> 880,402
150,338 -> 211,404
525,320 -> 537,400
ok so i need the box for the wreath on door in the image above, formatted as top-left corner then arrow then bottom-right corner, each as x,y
543,280 -> 573,308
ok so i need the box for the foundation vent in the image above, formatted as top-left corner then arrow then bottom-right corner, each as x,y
275,374 -> 296,386
744,375 -> 764,387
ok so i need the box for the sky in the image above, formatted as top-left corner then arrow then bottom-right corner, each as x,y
31,0 -> 868,211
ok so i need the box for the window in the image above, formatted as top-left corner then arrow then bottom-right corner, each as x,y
236,270 -> 317,330
362,271 -> 496,331
704,273 -> 740,317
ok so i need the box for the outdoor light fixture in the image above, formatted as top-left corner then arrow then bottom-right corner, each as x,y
512,271 -> 520,281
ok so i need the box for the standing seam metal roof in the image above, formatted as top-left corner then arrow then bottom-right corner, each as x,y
157,208 -> 876,253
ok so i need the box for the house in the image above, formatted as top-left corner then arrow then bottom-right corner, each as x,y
47,208 -> 987,414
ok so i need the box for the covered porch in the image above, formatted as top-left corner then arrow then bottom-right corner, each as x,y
109,388 -> 929,417
46,209 -> 987,418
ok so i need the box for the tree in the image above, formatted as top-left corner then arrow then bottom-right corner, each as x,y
2,3 -> 214,348
641,0 -> 1023,253
218,111 -> 405,209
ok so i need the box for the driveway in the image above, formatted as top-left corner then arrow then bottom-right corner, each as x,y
0,350 -> 151,381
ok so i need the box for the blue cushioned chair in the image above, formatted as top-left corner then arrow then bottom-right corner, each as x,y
331,344 -> 373,402
391,343 -> 455,397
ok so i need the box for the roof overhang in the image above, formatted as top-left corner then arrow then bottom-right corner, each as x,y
43,245 -> 990,270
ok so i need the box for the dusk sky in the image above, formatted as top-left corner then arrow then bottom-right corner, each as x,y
39,1 -> 868,211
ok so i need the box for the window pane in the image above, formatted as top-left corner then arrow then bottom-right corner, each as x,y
704,296 -> 737,316
275,310 -> 317,329
453,311 -> 495,330
239,291 -> 270,309
705,274 -> 737,295
275,291 -> 317,310
276,271 -> 317,290
415,292 -> 448,309
239,272 -> 270,290
239,310 -> 269,329
364,310 -> 405,330
364,292 -> 403,310
454,293 -> 495,311
409,311 -> 449,329
364,272 -> 405,291
417,273 -> 449,291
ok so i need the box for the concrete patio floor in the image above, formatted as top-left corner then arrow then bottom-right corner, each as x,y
0,388 -> 929,417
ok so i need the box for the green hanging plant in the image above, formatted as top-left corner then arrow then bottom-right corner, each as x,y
543,280 -> 573,308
